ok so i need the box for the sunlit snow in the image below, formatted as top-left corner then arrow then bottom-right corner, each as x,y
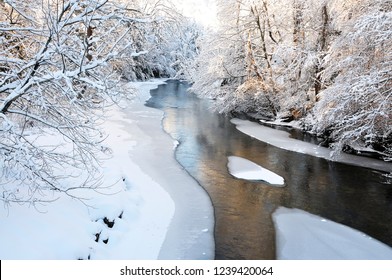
273,207 -> 392,260
227,156 -> 285,186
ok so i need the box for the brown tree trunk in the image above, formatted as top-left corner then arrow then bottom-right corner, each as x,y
251,5 -> 273,80
293,0 -> 304,46
314,5 -> 329,96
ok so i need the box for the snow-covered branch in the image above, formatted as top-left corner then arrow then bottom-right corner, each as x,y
0,0 -> 188,205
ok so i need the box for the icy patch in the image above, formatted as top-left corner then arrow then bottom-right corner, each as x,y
273,207 -> 392,260
227,156 -> 284,186
121,80 -> 215,260
231,118 -> 391,172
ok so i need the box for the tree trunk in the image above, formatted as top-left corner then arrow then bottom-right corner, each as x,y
314,4 -> 329,96
293,0 -> 304,46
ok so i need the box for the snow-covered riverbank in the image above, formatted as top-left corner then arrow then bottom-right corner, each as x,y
0,80 -> 214,260
231,118 -> 391,173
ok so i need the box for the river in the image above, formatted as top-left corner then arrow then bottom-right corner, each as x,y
146,80 -> 392,260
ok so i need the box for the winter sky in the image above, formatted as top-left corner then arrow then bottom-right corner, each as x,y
173,0 -> 218,27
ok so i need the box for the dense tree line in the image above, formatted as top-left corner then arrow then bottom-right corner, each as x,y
188,0 -> 391,161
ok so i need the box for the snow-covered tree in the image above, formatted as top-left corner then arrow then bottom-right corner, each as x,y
310,0 -> 392,160
190,0 -> 331,117
189,0 -> 390,160
189,0 -> 280,118
0,0 -> 191,205
109,0 -> 201,81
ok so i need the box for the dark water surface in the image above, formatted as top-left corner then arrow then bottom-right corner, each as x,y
146,80 -> 392,260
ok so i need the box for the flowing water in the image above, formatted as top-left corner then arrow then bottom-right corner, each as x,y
146,80 -> 392,260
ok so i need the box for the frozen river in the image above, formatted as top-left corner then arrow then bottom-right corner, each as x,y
146,80 -> 392,259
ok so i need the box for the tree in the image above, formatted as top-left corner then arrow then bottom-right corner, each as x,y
310,0 -> 392,160
189,0 -> 390,160
0,0 -> 187,205
105,0 -> 200,81
189,0 -> 331,120
188,0 -> 280,118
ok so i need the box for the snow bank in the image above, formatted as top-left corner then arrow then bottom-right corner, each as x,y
231,118 -> 391,172
0,79 -> 214,260
119,81 -> 215,260
273,207 -> 392,260
0,80 -> 173,260
227,156 -> 284,186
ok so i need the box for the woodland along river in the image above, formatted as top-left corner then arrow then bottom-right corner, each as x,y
146,80 -> 392,260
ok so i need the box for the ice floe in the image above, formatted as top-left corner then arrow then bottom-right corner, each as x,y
273,207 -> 392,260
227,156 -> 285,186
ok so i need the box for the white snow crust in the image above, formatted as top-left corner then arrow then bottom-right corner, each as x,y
227,156 -> 284,185
273,207 -> 392,260
231,118 -> 391,172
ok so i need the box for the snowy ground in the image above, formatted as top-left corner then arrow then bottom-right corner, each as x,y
0,80 -> 214,260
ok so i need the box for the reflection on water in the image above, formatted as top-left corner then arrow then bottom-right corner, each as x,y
146,80 -> 392,260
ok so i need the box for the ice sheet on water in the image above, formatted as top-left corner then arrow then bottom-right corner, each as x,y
227,156 -> 285,186
273,207 -> 392,260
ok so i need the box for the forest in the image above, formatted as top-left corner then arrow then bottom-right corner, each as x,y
0,0 -> 391,204
188,0 -> 391,163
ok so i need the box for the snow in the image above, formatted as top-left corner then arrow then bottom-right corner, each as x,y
227,156 -> 285,186
117,81 -> 215,260
273,207 -> 392,260
260,119 -> 303,130
0,79 -> 214,260
2,77 -> 389,260
230,118 -> 392,173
